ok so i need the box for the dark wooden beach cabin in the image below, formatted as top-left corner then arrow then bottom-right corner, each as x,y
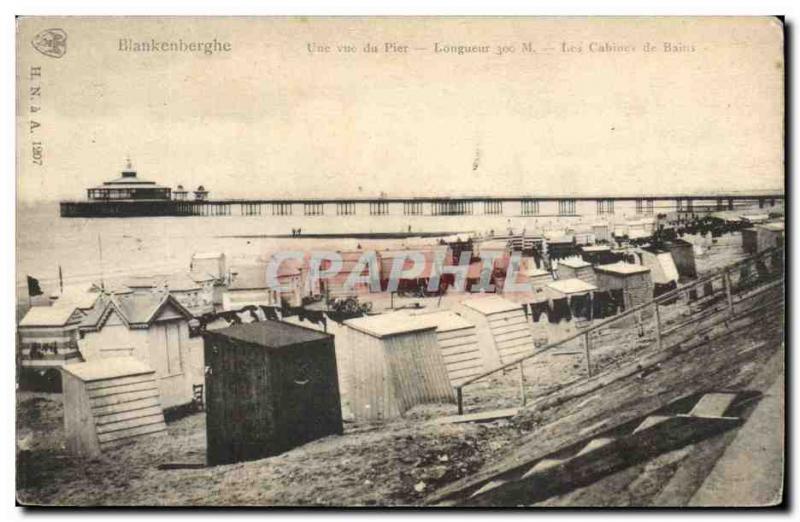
202,321 -> 343,466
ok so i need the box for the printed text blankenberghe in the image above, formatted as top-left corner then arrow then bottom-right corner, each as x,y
118,38 -> 232,55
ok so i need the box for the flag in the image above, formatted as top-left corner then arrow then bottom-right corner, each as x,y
27,276 -> 43,297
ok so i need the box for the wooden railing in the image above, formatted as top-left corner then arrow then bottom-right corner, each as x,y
455,245 -> 784,415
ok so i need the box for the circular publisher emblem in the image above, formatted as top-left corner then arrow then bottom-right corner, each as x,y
31,28 -> 67,58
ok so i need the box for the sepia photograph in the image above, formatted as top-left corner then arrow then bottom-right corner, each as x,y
13,15 -> 785,507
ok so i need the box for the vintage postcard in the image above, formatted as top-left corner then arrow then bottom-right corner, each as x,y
15,16 -> 784,507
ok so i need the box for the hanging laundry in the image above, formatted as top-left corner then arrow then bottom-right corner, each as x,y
259,305 -> 280,321
550,298 -> 572,323
326,310 -> 365,324
569,294 -> 591,319
592,291 -> 609,319
530,301 -> 550,323
610,289 -> 625,312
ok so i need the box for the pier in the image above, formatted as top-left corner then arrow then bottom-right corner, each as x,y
59,193 -> 784,219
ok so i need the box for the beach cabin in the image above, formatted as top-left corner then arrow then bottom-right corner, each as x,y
338,313 -> 455,421
77,292 -> 204,409
223,264 -> 281,311
403,310 -> 482,387
579,245 -> 619,266
61,357 -> 167,458
556,257 -> 597,286
546,279 -> 598,323
547,236 -> 578,260
638,247 -> 680,295
457,296 -> 533,369
322,250 -> 380,300
202,321 -> 342,465
190,252 -> 226,282
664,239 -> 697,280
742,222 -> 784,254
521,267 -> 553,303
162,273 -> 214,316
18,305 -> 83,370
378,247 -> 448,294
594,263 -> 654,310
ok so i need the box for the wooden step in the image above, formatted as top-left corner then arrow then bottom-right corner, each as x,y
522,458 -> 563,478
576,437 -> 615,457
633,415 -> 671,434
470,480 -> 508,498
689,392 -> 738,418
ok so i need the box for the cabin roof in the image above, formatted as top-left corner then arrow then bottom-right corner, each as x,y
403,309 -> 474,332
110,292 -> 193,326
228,265 -> 269,290
758,222 -> 785,232
56,285 -> 100,310
581,245 -> 611,252
558,258 -> 591,269
19,305 -> 79,327
62,356 -> 155,382
208,320 -> 330,348
595,262 -> 651,276
547,278 -> 597,295
345,312 -> 438,338
461,295 -> 523,315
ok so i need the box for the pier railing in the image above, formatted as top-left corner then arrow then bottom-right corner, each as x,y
455,245 -> 784,415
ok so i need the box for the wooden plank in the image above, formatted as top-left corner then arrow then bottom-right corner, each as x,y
439,336 -> 480,349
98,421 -> 167,445
94,405 -> 164,425
88,380 -> 159,399
437,329 -> 478,341
440,343 -> 482,357
430,407 -> 519,426
96,413 -> 166,435
90,388 -> 161,408
92,396 -> 161,416
441,351 -> 484,364
85,373 -> 155,391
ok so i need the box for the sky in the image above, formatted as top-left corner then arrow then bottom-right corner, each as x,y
16,17 -> 785,202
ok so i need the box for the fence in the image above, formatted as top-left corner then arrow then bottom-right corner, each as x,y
455,246 -> 784,415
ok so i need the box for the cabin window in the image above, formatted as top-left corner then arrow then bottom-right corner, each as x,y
521,200 -> 539,216
337,202 -> 356,215
483,201 -> 503,215
369,202 -> 389,215
558,199 -> 576,216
